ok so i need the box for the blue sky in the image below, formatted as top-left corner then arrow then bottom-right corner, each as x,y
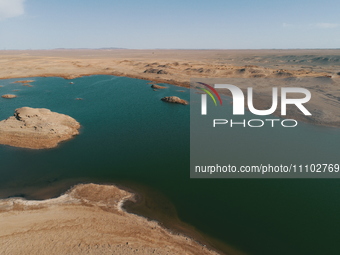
0,0 -> 340,49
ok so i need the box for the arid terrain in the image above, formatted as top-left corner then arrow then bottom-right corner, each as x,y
1,49 -> 339,84
0,49 -> 339,127
0,184 -> 225,255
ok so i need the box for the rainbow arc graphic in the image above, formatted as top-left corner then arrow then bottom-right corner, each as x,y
197,82 -> 223,106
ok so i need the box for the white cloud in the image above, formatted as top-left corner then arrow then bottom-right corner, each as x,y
315,23 -> 340,29
0,0 -> 25,20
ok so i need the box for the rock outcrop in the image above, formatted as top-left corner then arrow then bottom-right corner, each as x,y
151,84 -> 167,89
144,68 -> 168,74
161,96 -> 188,105
1,94 -> 17,99
0,107 -> 80,149
13,80 -> 35,84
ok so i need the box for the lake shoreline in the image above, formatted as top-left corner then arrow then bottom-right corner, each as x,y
0,182 -> 238,255
1,49 -> 340,128
2,72 -> 339,128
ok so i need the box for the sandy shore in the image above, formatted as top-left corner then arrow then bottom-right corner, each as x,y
0,49 -> 339,127
0,183 -> 227,255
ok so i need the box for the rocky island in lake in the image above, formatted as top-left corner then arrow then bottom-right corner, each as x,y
161,96 -> 188,105
1,94 -> 17,99
0,107 -> 80,149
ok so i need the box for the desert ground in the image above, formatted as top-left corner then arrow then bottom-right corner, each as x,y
0,49 -> 339,126
0,184 -> 226,255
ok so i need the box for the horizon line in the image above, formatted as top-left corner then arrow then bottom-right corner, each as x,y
1,47 -> 340,51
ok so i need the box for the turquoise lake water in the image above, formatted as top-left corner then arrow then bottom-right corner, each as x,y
0,75 -> 340,255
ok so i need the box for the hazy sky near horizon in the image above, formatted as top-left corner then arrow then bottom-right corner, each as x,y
0,0 -> 339,49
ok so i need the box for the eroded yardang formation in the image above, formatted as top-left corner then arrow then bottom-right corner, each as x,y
161,96 -> 188,105
151,84 -> 167,89
1,94 -> 17,99
0,107 -> 80,149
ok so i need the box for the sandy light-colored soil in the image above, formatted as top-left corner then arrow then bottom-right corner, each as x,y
1,49 -> 339,85
0,49 -> 339,127
0,183 -> 222,255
